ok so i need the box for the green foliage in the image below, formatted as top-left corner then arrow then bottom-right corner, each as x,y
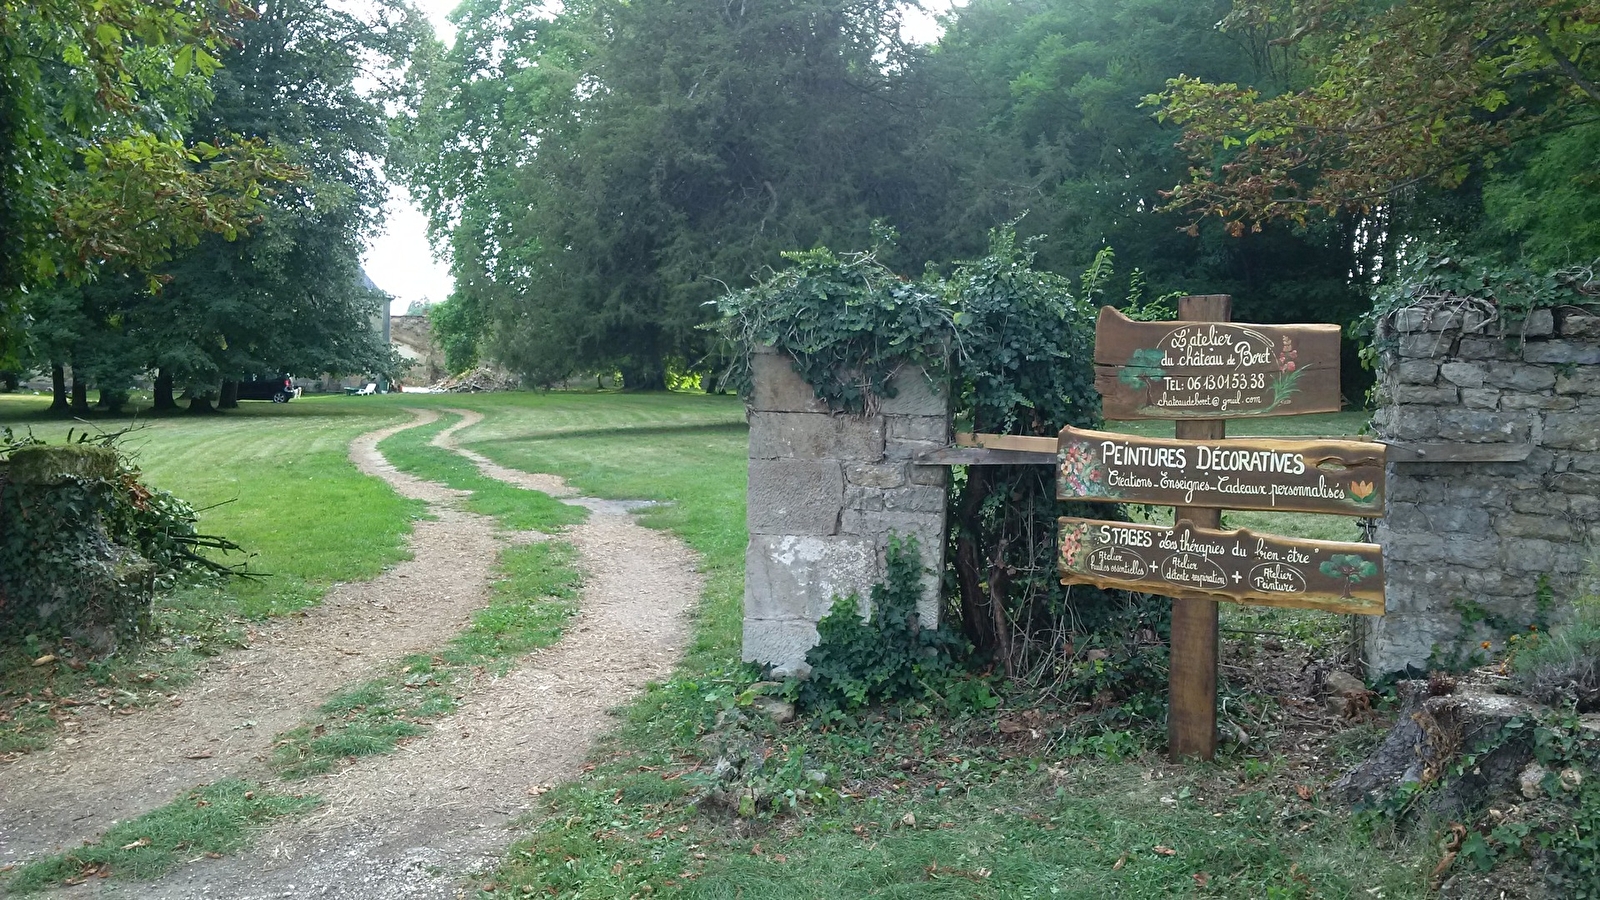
0,428 -> 244,644
427,294 -> 486,375
798,536 -> 963,713
709,232 -> 957,414
4,780 -> 318,892
1513,596 -> 1600,712
1360,244 -> 1600,363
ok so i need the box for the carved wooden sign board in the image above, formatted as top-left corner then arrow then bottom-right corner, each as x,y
1057,518 -> 1384,616
1058,425 -> 1388,517
1093,307 -> 1342,420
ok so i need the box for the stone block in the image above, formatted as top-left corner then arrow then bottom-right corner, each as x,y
844,484 -> 887,512
1542,412 -> 1600,451
884,439 -> 948,461
1442,538 -> 1499,569
748,411 -> 884,460
1398,360 -> 1441,384
1523,308 -> 1555,337
1499,393 -> 1574,410
1498,513 -> 1575,542
1484,364 -> 1557,392
742,618 -> 822,673
1526,341 -> 1600,365
838,509 -> 940,544
1499,538 -> 1584,575
747,459 -> 843,535
1381,531 -> 1446,563
1552,473 -> 1600,494
1511,492 -> 1567,515
1570,494 -> 1600,520
749,348 -> 830,413
1425,503 -> 1493,534
879,368 -> 949,416
1458,336 -> 1511,360
1437,408 -> 1532,443
884,484 -> 948,514
1392,383 -> 1461,405
743,534 -> 877,622
1380,407 -> 1441,441
1366,614 -> 1455,676
908,464 -> 948,486
1561,312 -> 1600,339
1554,370 -> 1600,395
844,463 -> 906,489
1382,501 -> 1429,530
1399,332 -> 1456,358
1461,388 -> 1500,409
1565,453 -> 1600,473
7,445 -> 118,485
886,415 -> 949,445
1439,361 -> 1486,388
1392,307 -> 1489,333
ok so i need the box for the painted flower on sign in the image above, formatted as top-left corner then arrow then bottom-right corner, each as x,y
1059,522 -> 1093,571
1059,440 -> 1117,499
1348,480 -> 1377,503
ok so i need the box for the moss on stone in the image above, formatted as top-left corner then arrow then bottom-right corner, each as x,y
7,445 -> 119,485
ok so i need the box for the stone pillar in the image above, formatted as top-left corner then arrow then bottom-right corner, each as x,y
1367,306 -> 1600,674
742,347 -> 951,676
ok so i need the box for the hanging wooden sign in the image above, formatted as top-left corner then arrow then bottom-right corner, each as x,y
1093,307 -> 1343,420
1058,517 -> 1384,616
1056,425 -> 1387,516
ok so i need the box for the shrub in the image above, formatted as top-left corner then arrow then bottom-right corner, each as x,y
1514,596 -> 1600,712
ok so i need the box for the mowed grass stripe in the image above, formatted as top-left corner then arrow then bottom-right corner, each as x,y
376,409 -> 586,533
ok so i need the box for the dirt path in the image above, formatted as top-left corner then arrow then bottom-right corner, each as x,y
1,407 -> 699,899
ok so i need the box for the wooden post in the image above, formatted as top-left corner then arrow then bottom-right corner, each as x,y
1168,294 -> 1230,761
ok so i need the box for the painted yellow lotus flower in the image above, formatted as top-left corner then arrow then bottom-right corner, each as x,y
1349,480 -> 1376,502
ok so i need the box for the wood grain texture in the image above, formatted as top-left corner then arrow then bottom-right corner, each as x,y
1056,425 -> 1387,515
1094,306 -> 1342,420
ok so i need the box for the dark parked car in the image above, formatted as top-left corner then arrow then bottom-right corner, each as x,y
236,374 -> 299,403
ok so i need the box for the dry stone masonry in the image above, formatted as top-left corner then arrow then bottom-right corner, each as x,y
743,347 -> 950,676
1368,304 -> 1600,674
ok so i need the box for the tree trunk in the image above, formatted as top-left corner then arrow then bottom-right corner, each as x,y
1,371 -> 17,391
49,363 -> 70,413
97,389 -> 127,413
620,358 -> 667,391
153,368 -> 176,411
70,373 -> 90,413
187,395 -> 217,414
219,380 -> 239,409
954,466 -> 997,655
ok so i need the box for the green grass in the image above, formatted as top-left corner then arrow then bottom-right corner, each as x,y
1,394 -> 425,755
298,393 -> 1428,900
376,410 -> 586,532
3,780 -> 318,893
271,540 -> 583,779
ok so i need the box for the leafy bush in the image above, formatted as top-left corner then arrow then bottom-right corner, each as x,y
797,536 -> 962,713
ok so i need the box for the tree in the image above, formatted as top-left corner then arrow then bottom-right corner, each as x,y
0,0 -> 299,365
118,0 -> 426,407
403,0 -> 934,388
1149,0 -> 1600,231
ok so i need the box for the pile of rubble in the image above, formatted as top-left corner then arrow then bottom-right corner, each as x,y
428,364 -> 520,393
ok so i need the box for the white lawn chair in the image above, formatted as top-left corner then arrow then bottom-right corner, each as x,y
355,382 -> 378,396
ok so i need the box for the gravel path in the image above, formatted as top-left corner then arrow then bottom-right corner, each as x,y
0,407 -> 699,899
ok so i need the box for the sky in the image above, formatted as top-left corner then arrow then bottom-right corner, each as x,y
360,0 -> 951,314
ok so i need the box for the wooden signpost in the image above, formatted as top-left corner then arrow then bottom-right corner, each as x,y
1057,425 -> 1387,516
1061,296 -> 1386,761
1093,306 -> 1343,420
1057,518 -> 1384,616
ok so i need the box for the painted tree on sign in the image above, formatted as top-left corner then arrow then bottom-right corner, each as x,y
1120,348 -> 1166,409
1320,554 -> 1379,599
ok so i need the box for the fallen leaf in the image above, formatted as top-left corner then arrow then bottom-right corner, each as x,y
1154,845 -> 1177,856
646,829 -> 665,839
611,862 -> 624,876
185,751 -> 214,759
205,852 -> 222,859
1194,872 -> 1210,887
901,813 -> 916,828
750,843 -> 763,856
120,837 -> 151,850
772,854 -> 788,863
31,655 -> 56,667
1113,853 -> 1127,871
676,825 -> 689,833
1296,784 -> 1313,801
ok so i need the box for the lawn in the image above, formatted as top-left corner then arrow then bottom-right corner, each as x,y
1,391 -> 1428,896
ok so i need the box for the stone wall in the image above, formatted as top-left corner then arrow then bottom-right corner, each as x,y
743,348 -> 951,676
1367,305 -> 1600,674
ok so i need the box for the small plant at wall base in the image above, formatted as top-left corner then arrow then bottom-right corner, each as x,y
796,536 -> 964,715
